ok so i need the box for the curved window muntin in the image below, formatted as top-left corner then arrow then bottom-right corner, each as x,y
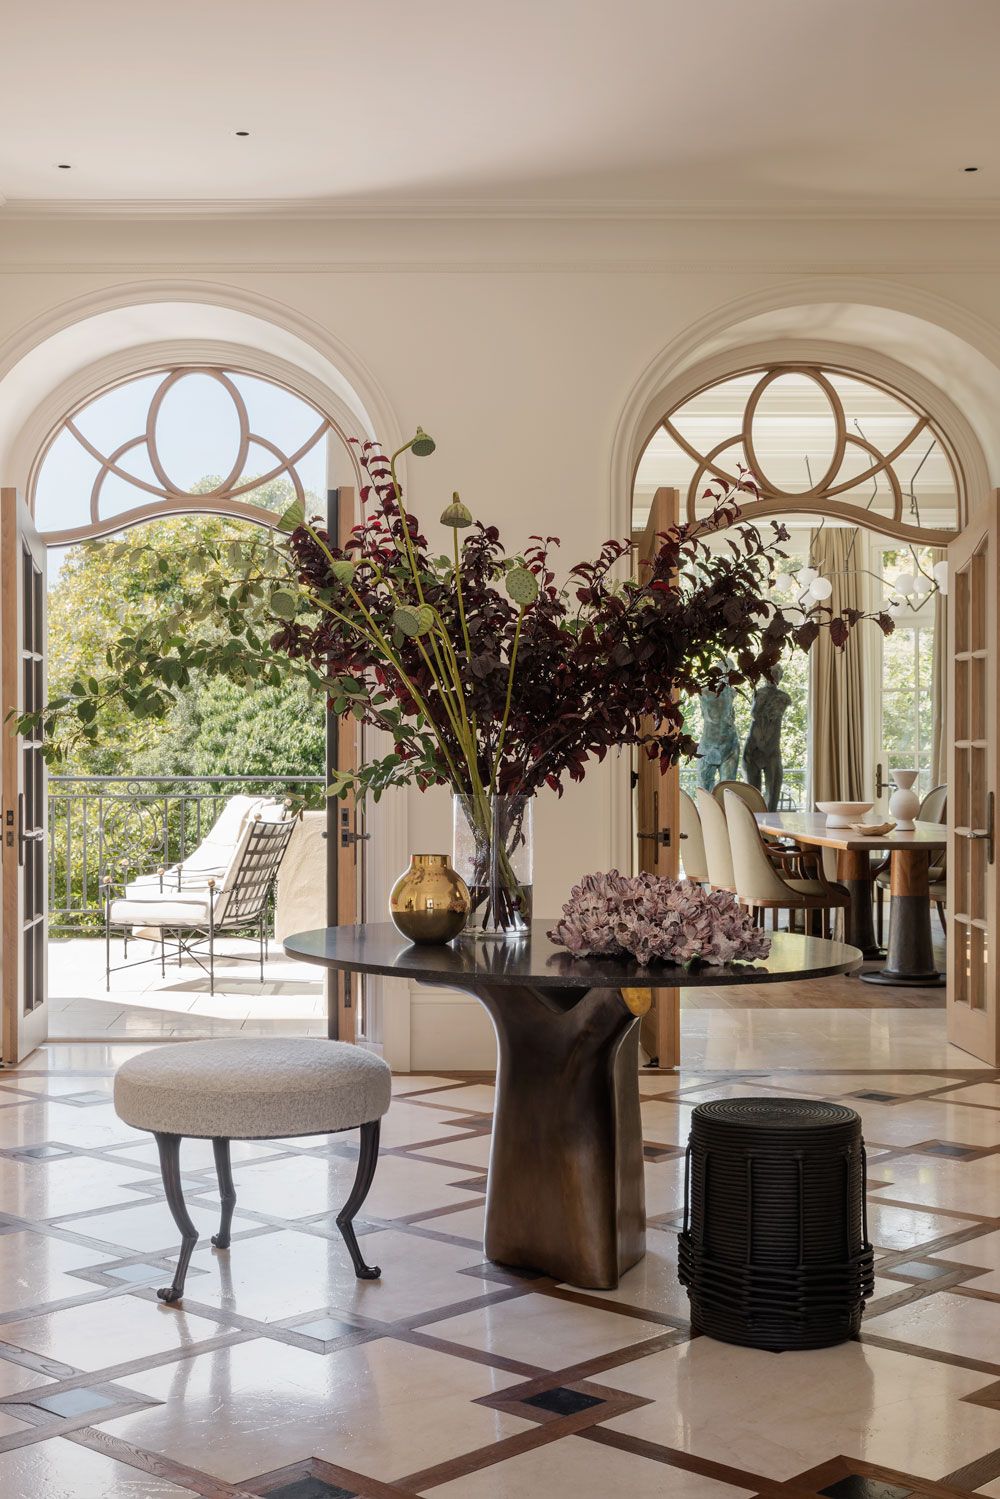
639,360 -> 962,547
29,363 -> 358,545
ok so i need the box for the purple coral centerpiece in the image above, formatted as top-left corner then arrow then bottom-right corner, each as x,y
548,871 -> 771,967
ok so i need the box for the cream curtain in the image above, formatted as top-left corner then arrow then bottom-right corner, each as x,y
809,529 -> 867,804
930,546 -> 948,787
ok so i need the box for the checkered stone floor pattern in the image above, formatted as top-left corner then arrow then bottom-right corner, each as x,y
3,1038 -> 1000,1495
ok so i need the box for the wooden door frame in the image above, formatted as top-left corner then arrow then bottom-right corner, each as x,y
633,487 -> 681,1070
946,498 -> 998,1061
1,488 -> 48,1065
326,487 -> 361,1041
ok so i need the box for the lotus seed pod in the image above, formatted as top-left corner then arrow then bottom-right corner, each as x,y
410,427 -> 436,457
392,604 -> 434,638
441,493 -> 473,529
505,567 -> 539,606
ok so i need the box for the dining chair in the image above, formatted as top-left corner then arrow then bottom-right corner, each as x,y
697,788 -> 735,891
712,780 -> 767,814
875,784 -> 947,946
724,790 -> 853,942
679,789 -> 709,883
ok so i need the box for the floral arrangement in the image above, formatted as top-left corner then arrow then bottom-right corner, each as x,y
548,871 -> 771,967
273,435 -> 890,808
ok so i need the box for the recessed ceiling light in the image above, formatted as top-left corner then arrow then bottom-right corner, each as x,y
57,163 -> 71,169
235,131 -> 250,137
964,165 -> 980,172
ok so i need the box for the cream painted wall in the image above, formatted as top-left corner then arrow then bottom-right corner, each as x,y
2,210 -> 1000,1066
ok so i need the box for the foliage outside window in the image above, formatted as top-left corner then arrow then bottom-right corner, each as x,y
879,546 -> 936,796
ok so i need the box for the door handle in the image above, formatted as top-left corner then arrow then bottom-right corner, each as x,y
875,764 -> 896,798
969,790 -> 995,866
16,794 -> 44,867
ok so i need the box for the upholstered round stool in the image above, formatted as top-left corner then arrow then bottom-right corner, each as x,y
114,1037 -> 391,1303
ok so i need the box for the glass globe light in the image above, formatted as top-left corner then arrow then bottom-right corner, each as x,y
932,559 -> 949,595
808,575 -> 833,601
894,570 -> 916,596
913,575 -> 933,597
799,566 -> 818,588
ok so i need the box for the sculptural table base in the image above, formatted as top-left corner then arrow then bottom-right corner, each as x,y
861,848 -> 945,987
466,981 -> 646,1290
836,849 -> 882,960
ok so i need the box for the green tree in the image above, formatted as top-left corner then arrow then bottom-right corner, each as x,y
47,493 -> 324,781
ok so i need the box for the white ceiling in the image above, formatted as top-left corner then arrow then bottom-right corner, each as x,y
4,0 -> 1000,213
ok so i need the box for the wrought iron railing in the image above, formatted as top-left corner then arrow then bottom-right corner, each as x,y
48,774 -> 325,934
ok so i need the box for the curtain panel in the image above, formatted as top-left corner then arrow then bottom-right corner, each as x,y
809,528 -> 867,804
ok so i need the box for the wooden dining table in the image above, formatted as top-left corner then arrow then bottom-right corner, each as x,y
756,811 -> 947,986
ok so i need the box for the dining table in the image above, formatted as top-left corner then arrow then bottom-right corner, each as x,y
755,811 -> 947,987
285,922 -> 861,1290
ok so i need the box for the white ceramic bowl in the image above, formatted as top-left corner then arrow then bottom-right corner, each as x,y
815,801 -> 875,829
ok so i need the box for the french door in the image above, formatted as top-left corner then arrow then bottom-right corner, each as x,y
1,490 -> 48,1064
634,486 -> 681,1068
947,500 -> 998,1061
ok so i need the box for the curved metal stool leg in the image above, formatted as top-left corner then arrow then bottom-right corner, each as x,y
154,1132 -> 198,1304
211,1137 -> 237,1249
336,1119 -> 382,1280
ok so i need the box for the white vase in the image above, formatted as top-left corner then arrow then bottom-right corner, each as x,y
888,768 -> 920,830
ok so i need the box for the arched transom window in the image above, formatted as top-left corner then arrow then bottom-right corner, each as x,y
635,363 -> 962,545
31,366 -> 342,544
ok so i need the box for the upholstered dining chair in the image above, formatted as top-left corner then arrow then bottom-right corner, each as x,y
679,789 -> 709,884
697,787 -> 735,892
724,790 -> 853,942
712,780 -> 767,815
875,783 -> 947,945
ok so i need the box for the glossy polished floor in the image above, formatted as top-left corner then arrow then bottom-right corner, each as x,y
2,1019 -> 1000,1496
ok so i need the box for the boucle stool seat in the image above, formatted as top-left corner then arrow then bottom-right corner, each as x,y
114,1038 -> 391,1304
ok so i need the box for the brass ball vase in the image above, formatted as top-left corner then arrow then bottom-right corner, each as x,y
390,854 -> 471,944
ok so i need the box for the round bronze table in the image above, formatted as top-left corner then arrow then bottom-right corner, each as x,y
284,923 -> 862,1291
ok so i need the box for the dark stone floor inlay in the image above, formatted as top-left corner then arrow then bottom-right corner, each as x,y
920,1142 -> 979,1158
264,1479 -> 356,1499
524,1385 -> 605,1416
820,1477 -> 913,1499
852,1091 -> 901,1103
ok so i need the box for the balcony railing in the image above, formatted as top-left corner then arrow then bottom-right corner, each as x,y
48,774 -> 325,934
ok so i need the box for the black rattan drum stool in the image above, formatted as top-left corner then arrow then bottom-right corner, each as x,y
678,1097 -> 875,1350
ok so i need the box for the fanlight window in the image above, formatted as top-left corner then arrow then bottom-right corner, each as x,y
31,367 -> 337,544
635,364 -> 962,545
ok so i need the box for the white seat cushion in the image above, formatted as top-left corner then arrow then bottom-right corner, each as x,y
110,892 -> 216,927
114,1038 -> 391,1139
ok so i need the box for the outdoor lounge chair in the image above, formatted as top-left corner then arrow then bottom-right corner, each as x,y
103,803 -> 296,995
121,793 -> 279,898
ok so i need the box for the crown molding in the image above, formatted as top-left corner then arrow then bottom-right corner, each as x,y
2,194 -> 1000,223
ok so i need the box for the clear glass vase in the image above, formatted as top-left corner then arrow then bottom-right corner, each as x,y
452,793 -> 533,939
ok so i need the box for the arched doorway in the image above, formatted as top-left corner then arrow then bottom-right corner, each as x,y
618,306 -> 1000,1065
0,294 -> 399,1062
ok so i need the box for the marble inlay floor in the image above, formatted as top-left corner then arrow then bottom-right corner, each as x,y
3,1027 -> 1000,1496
